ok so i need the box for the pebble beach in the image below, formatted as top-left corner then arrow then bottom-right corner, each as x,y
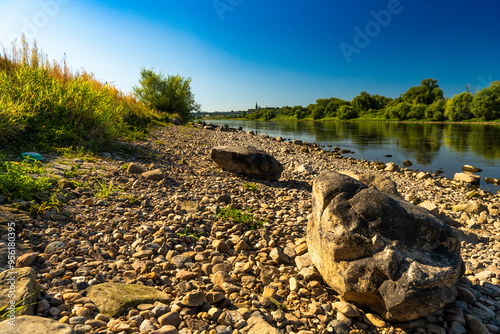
1,123 -> 499,334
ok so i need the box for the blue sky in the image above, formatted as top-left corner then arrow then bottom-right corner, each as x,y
0,0 -> 499,111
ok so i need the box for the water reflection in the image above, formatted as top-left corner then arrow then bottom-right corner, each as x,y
207,120 -> 500,191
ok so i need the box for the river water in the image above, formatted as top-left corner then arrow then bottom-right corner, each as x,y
207,120 -> 500,193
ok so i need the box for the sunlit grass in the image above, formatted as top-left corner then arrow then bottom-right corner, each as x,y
0,36 -> 165,150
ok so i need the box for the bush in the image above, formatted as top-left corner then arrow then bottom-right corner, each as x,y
445,92 -> 473,121
337,105 -> 358,120
471,81 -> 500,120
133,68 -> 200,122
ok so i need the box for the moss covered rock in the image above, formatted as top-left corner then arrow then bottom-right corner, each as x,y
86,283 -> 171,318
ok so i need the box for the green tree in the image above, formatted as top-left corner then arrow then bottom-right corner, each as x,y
352,91 -> 376,114
385,102 -> 412,120
133,68 -> 200,121
425,99 -> 447,120
337,105 -> 358,120
402,78 -> 444,105
324,98 -> 350,117
444,92 -> 473,121
471,81 -> 500,120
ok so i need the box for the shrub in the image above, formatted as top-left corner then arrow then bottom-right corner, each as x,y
337,105 -> 358,120
0,36 -> 161,150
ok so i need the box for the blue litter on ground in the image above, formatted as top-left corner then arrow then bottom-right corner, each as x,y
19,152 -> 43,161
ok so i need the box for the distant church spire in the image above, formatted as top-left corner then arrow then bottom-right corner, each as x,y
255,102 -> 259,110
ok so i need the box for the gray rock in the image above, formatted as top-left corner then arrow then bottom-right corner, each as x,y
44,241 -> 66,254
0,315 -> 74,334
86,283 -> 171,318
210,146 -> 283,181
448,321 -> 467,334
142,168 -> 164,181
485,177 -> 500,185
451,203 -> 488,214
307,171 -> 464,322
269,247 -> 291,264
465,314 -> 489,334
454,173 -> 480,185
0,267 -> 39,316
127,162 -> 145,174
385,162 -> 400,172
181,291 -> 205,307
462,165 -> 482,173
241,312 -> 281,334
359,171 -> 400,197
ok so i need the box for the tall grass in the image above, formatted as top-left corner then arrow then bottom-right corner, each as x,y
0,36 -> 162,150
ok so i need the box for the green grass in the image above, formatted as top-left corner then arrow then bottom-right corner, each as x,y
0,155 -> 55,201
94,179 -> 122,198
215,206 -> 266,230
176,226 -> 203,240
0,36 -> 166,151
243,182 -> 258,192
0,293 -> 36,320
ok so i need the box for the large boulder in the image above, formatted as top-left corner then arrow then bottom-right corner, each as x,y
0,315 -> 74,334
454,173 -> 480,185
210,146 -> 283,181
307,172 -> 464,322
86,283 -> 172,318
359,171 -> 400,197
0,268 -> 39,317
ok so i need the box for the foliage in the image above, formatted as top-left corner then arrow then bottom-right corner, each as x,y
337,105 -> 358,120
402,78 -> 444,105
94,179 -> 122,198
0,157 -> 54,201
445,92 -> 474,121
176,225 -> 203,240
235,77 -> 500,122
0,37 -> 161,150
243,182 -> 258,192
133,67 -> 200,122
425,99 -> 447,121
215,206 -> 266,230
384,102 -> 412,120
0,293 -> 36,320
471,81 -> 500,120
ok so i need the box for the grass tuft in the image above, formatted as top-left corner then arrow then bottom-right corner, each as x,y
0,35 -> 166,151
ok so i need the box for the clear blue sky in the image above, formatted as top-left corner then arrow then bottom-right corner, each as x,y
0,0 -> 499,111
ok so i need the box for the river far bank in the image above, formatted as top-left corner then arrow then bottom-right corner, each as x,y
0,124 -> 499,334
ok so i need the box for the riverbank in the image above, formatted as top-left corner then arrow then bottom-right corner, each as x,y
201,116 -> 500,126
1,124 -> 499,334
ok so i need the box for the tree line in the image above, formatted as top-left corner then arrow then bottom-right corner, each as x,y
242,79 -> 500,122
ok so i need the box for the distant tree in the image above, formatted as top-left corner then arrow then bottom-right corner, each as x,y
337,105 -> 358,120
425,99 -> 447,121
444,92 -> 474,121
352,91 -> 376,113
324,98 -> 350,117
293,106 -> 308,119
133,68 -> 200,121
402,78 -> 444,105
385,102 -> 412,120
408,104 -> 427,119
471,81 -> 500,120
371,94 -> 393,109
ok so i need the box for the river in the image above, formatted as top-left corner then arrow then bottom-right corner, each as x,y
206,120 -> 500,193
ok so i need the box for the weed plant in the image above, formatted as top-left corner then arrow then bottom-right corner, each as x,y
215,206 -> 266,230
0,155 -> 54,201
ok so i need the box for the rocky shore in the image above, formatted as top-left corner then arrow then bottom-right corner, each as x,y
0,124 -> 499,334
